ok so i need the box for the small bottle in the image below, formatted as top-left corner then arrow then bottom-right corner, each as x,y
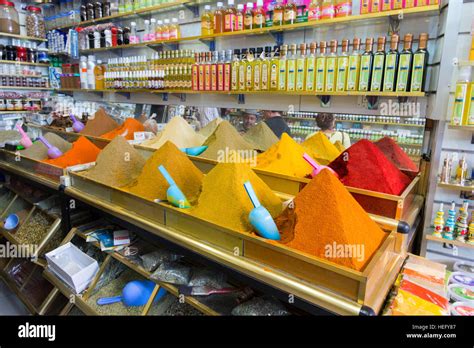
346,37 -> 361,91
94,30 -> 101,49
456,154 -> 469,184
296,43 -> 307,91
396,33 -> 413,92
224,49 -> 232,91
278,45 -> 288,91
308,0 -> 321,21
214,2 -> 224,34
287,44 -> 297,91
254,0 -> 265,29
238,49 -> 247,91
149,18 -> 157,42
162,19 -> 170,41
273,0 -> 284,26
315,41 -> 327,92
143,19 -> 151,42
169,18 -> 180,39
217,50 -> 225,91
261,46 -> 271,91
305,42 -> 317,91
231,49 -> 240,91
244,3 -> 254,30
224,0 -> 237,32
432,203 -> 445,238
87,55 -> 96,89
284,0 -> 296,25
156,20 -> 163,41
410,33 -> 429,93
235,4 -> 244,31
253,47 -> 263,91
270,46 -> 280,91
202,5 -> 214,36
245,48 -> 255,91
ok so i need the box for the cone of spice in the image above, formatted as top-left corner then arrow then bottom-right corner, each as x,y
190,162 -> 282,232
83,136 -> 146,188
374,136 -> 418,172
276,169 -> 387,271
126,141 -> 203,204
43,136 -> 101,168
333,141 -> 346,152
256,133 -> 316,178
141,116 -> 205,149
328,139 -> 411,195
101,118 -> 144,141
21,133 -> 72,161
81,108 -> 119,137
200,121 -> 255,160
243,122 -> 279,151
198,117 -> 223,139
302,131 -> 341,165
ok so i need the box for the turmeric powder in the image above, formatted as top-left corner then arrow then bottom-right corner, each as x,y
302,131 -> 341,165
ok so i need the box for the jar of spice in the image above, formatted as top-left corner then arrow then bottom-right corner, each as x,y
26,6 -> 45,38
0,0 -> 19,34
14,100 -> 22,110
0,100 -> 5,111
5,99 -> 13,110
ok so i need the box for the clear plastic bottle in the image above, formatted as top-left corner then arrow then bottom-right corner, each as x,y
169,18 -> 180,39
214,2 -> 224,34
80,55 -> 88,89
201,5 -> 214,36
95,59 -> 105,89
162,19 -> 170,40
143,19 -> 151,41
156,19 -> 163,41
224,0 -> 236,32
149,18 -> 157,41
235,4 -> 244,31
87,55 -> 96,89
244,2 -> 254,30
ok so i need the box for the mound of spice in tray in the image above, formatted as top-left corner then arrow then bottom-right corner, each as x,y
101,118 -> 144,141
81,108 -> 119,137
43,136 -> 101,169
374,136 -> 418,172
198,117 -> 223,138
21,133 -> 72,161
243,122 -> 279,152
329,139 -> 411,195
276,169 -> 387,271
302,131 -> 341,165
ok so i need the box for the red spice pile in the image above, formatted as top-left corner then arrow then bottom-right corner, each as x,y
328,139 -> 411,195
374,137 -> 418,172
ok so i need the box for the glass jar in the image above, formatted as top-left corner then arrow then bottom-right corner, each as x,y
26,6 -> 46,39
0,0 -> 19,34
0,99 -> 5,111
14,100 -> 22,110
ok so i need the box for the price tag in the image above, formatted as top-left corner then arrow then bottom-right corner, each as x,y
65,127 -> 74,132
134,131 -> 154,141
47,116 -> 54,125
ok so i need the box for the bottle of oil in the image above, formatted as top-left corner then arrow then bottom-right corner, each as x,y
201,5 -> 214,36
261,46 -> 271,91
273,0 -> 284,26
287,44 -> 297,91
316,41 -> 327,92
217,50 -> 225,91
224,49 -> 232,91
254,0 -> 265,29
211,51 -> 218,91
253,47 -> 263,91
244,3 -> 254,30
204,51 -> 212,91
245,48 -> 255,91
358,37 -> 374,92
224,0 -> 237,32
396,34 -> 413,92
321,0 -> 335,19
336,39 -> 349,92
278,44 -> 288,91
450,66 -> 472,126
238,49 -> 247,91
235,4 -> 244,31
270,46 -> 280,91
198,52 -> 205,91
296,43 -> 307,91
231,49 -> 240,91
346,37 -> 360,91
325,40 -> 338,92
284,0 -> 297,25
305,42 -> 317,92
410,33 -> 429,93
214,2 -> 224,34
383,34 -> 399,92
371,36 -> 386,92
94,60 -> 105,90
192,52 -> 200,91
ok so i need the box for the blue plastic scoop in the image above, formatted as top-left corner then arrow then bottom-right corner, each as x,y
243,181 -> 280,240
180,146 -> 208,156
70,114 -> 85,133
97,280 -> 167,306
158,165 -> 191,209
3,214 -> 19,230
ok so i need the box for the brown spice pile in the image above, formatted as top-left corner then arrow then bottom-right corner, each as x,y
21,133 -> 72,161
81,108 -> 119,137
243,122 -> 279,151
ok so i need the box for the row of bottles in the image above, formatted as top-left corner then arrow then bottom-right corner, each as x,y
432,201 -> 473,244
286,111 -> 426,125
450,66 -> 474,126
439,153 -> 472,186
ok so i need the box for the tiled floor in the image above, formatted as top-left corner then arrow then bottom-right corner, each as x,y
0,279 -> 30,315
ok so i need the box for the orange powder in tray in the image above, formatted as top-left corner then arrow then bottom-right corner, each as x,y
101,118 -> 144,141
43,136 -> 101,168
276,169 -> 387,271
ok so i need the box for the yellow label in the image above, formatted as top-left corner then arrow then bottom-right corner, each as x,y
231,62 -> 239,91
270,60 -> 278,90
383,53 -> 397,92
411,52 -> 426,92
451,83 -> 468,125
465,83 -> 474,125
287,59 -> 296,91
278,60 -> 287,90
305,57 -> 316,91
316,57 -> 326,92
336,56 -> 348,92
325,57 -> 336,92
296,58 -> 306,91
254,63 -> 261,91
238,64 -> 246,90
359,55 -> 372,91
396,54 -> 412,92
261,62 -> 269,90
346,55 -> 360,91
246,63 -> 253,90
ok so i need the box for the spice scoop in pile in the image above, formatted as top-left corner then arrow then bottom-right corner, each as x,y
275,169 -> 387,271
101,118 -> 144,141
190,162 -> 282,233
21,133 -> 72,161
43,136 -> 101,169
328,139 -> 412,195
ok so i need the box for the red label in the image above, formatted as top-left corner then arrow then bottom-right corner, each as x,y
192,65 -> 199,91
224,63 -> 231,91
217,64 -> 224,90
204,65 -> 211,91
225,14 -> 235,31
211,64 -> 217,91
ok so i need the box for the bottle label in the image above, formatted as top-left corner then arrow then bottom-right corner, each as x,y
451,83 -> 468,125
336,57 -> 348,91
239,64 -> 246,90
359,55 -> 371,91
224,63 -> 231,91
236,15 -> 243,30
254,13 -> 264,26
232,63 -> 239,90
278,61 -> 287,90
129,35 -> 139,44
199,65 -> 205,90
202,19 -> 213,34
325,57 -> 336,91
254,64 -> 261,90
346,55 -> 359,91
204,64 -> 211,90
410,52 -> 425,92
287,60 -> 296,91
169,29 -> 178,40
305,57 -> 315,91
284,9 -> 296,22
360,0 -> 370,14
225,14 -> 235,31
246,64 -> 252,89
321,4 -> 335,19
393,0 -> 403,9
211,64 -> 218,91
372,0 -> 381,11
335,3 -> 352,17
308,6 -> 321,20
316,57 -> 326,91
270,62 -> 278,89
467,84 -> 474,125
405,0 -> 415,7
261,63 -> 268,90
383,54 -> 396,91
296,59 -> 305,91
244,15 -> 253,28
218,64 -> 224,90
396,54 -> 411,91
371,55 -> 384,91
273,11 -> 283,23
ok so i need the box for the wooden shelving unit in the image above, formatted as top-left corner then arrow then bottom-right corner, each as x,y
448,124 -> 474,131
438,182 -> 474,191
0,60 -> 49,67
425,234 -> 474,250
0,32 -> 47,42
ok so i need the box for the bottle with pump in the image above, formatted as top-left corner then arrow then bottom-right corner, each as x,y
358,37 -> 374,92
245,48 -> 255,91
336,39 -> 349,92
316,41 -> 327,92
214,2 -> 224,34
253,47 -> 263,91
410,33 -> 429,92
270,46 -> 280,91
225,0 -> 236,32
80,56 -> 88,89
231,49 -> 240,91
202,5 -> 214,36
278,45 -> 288,91
261,46 -> 271,91
383,34 -> 399,92
296,43 -> 307,91
254,0 -> 265,29
235,4 -> 244,30
87,55 -> 96,89
305,42 -> 317,91
244,3 -> 254,30
396,33 -> 413,92
325,40 -> 338,92
287,44 -> 297,91
371,36 -> 386,92
346,37 -> 360,91
451,66 -> 472,126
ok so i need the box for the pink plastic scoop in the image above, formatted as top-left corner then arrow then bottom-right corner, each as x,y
38,135 -> 63,159
15,124 -> 33,148
70,114 -> 85,133
303,153 -> 339,178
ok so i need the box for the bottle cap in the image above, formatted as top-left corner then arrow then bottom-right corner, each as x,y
257,0 -> 263,6
237,3 -> 244,9
228,0 -> 235,5
234,48 -> 241,55
131,22 -> 136,26
164,19 -> 170,23
158,20 -> 163,24
205,4 -> 211,10
247,2 -> 254,8
459,66 -> 472,81
144,19 -> 150,24
217,2 -> 223,6
172,18 -> 178,23
150,18 -> 156,23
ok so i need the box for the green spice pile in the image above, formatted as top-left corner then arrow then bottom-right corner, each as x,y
243,122 -> 279,151
198,117 -> 223,139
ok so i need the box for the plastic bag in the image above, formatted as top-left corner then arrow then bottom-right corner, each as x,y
188,268 -> 227,289
140,250 -> 183,272
150,262 -> 192,285
231,297 -> 290,316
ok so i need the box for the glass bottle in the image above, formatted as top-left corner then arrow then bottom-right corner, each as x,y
358,37 -> 374,92
284,0 -> 296,25
155,20 -> 163,41
278,44 -> 288,91
287,44 -> 297,91
273,0 -> 284,26
261,46 -> 271,91
245,48 -> 254,91
201,5 -> 214,36
217,50 -> 225,90
214,2 -> 224,34
224,0 -> 236,32
192,52 -> 200,91
253,0 -> 265,29
371,36 -> 386,92
410,33 -> 429,93
315,40 -> 327,92
346,37 -> 360,91
383,34 -> 399,92
244,3 -> 254,30
336,39 -> 349,92
270,46 -> 280,91
224,49 -> 232,91
235,4 -> 244,31
238,48 -> 247,91
143,19 -> 151,42
296,43 -> 307,91
396,33 -> 413,92
305,42 -> 317,91
231,49 -> 240,91
253,47 -> 263,91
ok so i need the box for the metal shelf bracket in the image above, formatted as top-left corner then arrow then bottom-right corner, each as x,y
238,94 -> 245,104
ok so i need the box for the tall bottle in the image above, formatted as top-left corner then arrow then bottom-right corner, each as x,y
169,18 -> 180,39
224,49 -> 232,91
253,47 -> 263,91
130,21 -> 139,43
162,19 -> 170,41
201,5 -> 214,36
245,48 -> 254,91
95,59 -> 105,90
287,44 -> 297,91
244,3 -> 254,30
270,46 -> 280,91
383,34 -> 399,92
336,39 -> 349,92
149,18 -> 157,42
371,36 -> 386,92
235,4 -> 244,31
198,52 -> 205,91
204,52 -> 212,91
296,43 -> 307,91
410,33 -> 429,93
358,38 -> 374,92
211,51 -> 218,91
305,42 -> 317,92
315,41 -> 327,92
396,33 -> 413,92
192,52 -> 200,91
451,66 -> 472,126
278,45 -> 288,91
261,46 -> 271,91
80,56 -> 88,89
214,2 -> 224,34
284,0 -> 297,25
254,0 -> 265,29
224,0 -> 237,32
231,49 -> 240,91
325,39 -> 338,92
273,0 -> 284,26
346,37 -> 360,91
87,55 -> 96,89
155,20 -> 163,41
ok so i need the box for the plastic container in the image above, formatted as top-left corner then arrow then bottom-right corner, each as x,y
26,6 -> 46,39
450,301 -> 474,316
448,283 -> 474,304
449,272 -> 474,287
0,0 -> 20,34
454,261 -> 474,275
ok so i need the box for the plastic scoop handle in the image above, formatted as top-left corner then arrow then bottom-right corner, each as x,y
38,135 -> 53,149
303,153 -> 319,170
158,165 -> 177,187
70,114 -> 78,123
243,181 -> 261,209
97,296 -> 123,305
16,124 -> 28,138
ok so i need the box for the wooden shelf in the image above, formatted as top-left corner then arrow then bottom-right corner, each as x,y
0,32 -> 47,42
0,60 -> 49,67
425,234 -> 474,250
448,124 -> 474,131
458,61 -> 474,67
438,182 -> 474,191
0,86 -> 52,91
0,268 -> 38,314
